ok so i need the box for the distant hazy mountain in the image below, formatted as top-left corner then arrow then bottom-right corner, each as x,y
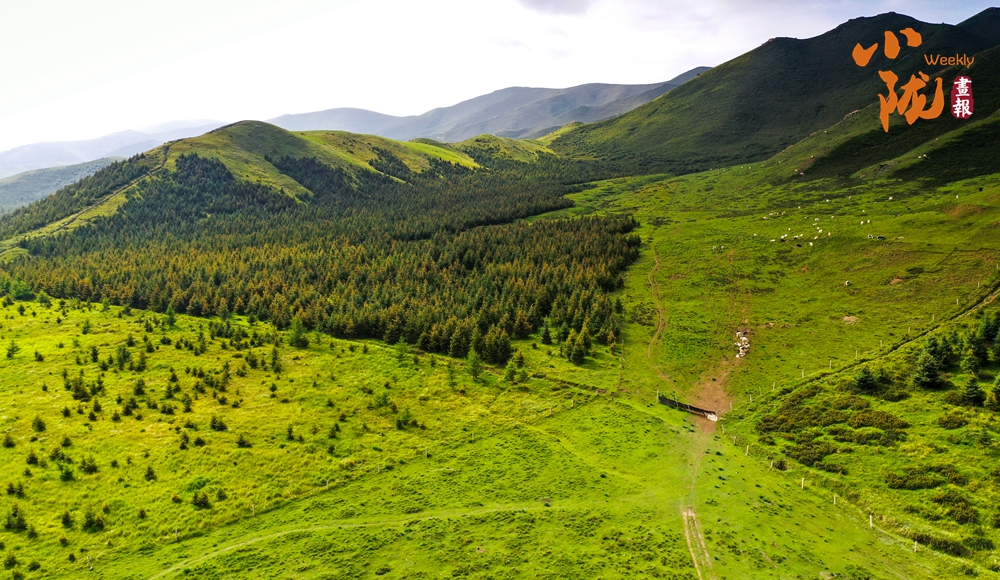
0,121 -> 224,179
268,67 -> 710,141
0,157 -> 121,213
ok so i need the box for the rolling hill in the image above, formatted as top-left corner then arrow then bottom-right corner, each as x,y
2,8 -> 1000,580
0,72 -> 708,211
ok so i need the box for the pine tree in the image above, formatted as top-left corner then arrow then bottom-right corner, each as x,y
271,346 -> 282,374
540,325 -> 552,345
962,377 -> 985,406
504,360 -> 517,383
912,351 -> 941,389
984,385 -> 999,411
961,349 -> 982,376
467,349 -> 484,381
289,316 -> 309,348
853,367 -> 877,392
571,330 -> 588,364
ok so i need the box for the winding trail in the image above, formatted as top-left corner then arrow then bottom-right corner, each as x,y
645,240 -> 672,384
682,508 -> 714,580
644,240 -> 718,580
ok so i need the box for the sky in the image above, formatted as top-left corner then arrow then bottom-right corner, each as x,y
0,0 -> 994,152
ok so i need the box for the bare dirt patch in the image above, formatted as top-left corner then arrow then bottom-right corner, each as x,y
687,358 -> 737,432
889,278 -> 904,285
843,315 -> 858,323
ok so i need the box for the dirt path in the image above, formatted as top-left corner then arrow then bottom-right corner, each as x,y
682,508 -> 715,580
644,240 -> 722,579
646,240 -> 672,383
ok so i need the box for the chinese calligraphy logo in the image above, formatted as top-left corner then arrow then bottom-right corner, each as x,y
852,28 -> 944,132
951,76 -> 973,119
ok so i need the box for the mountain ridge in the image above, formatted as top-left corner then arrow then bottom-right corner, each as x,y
551,12 -> 995,174
268,67 -> 710,141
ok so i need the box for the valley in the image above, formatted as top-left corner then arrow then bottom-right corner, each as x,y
0,7 -> 999,579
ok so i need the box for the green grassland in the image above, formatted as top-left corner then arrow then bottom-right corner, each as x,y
2,139 -> 1000,577
0,296 -> 962,579
530,137 -> 1000,575
3,23 -> 1000,575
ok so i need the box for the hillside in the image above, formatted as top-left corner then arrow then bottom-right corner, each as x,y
958,7 -> 1000,47
268,67 -> 709,142
0,158 -> 121,214
3,8 -> 1000,579
551,12 -> 994,174
2,105 -> 1000,577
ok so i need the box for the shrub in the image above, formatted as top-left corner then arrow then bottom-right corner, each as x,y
938,413 -> 968,429
825,394 -> 870,411
210,416 -> 227,431
785,440 -> 838,466
236,434 -> 251,448
83,509 -> 105,532
848,409 -> 909,430
80,456 -> 98,475
963,532 -> 995,552
932,488 -> 979,524
192,492 -> 211,509
887,465 -> 966,490
3,504 -> 27,531
906,531 -> 968,557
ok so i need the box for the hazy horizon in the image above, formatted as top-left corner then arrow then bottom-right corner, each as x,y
1,0 -> 994,153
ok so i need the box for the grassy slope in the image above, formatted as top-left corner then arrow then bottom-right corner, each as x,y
3,33 -> 1000,575
530,133 -> 1000,575
549,13 -> 993,174
0,159 -> 123,215
0,299 -> 946,579
3,111 -> 998,577
165,122 -> 479,199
